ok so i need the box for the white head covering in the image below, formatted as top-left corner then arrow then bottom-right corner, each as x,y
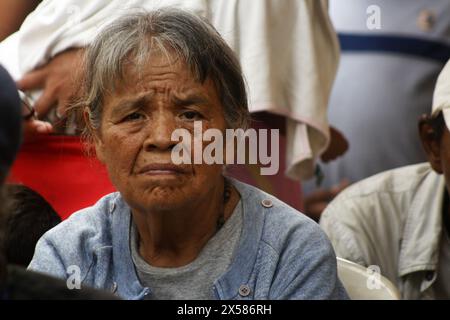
432,59 -> 450,129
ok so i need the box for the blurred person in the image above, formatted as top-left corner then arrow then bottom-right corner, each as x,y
4,184 -> 61,267
0,65 -> 116,300
0,65 -> 23,290
320,60 -> 450,299
304,0 -> 450,218
206,0 -> 342,211
29,10 -> 348,300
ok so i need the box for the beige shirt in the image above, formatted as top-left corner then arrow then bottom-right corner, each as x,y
432,229 -> 450,299
320,163 -> 448,299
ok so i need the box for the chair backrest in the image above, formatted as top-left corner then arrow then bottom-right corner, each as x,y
337,257 -> 401,300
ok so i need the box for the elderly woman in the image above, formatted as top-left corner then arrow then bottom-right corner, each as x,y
28,9 -> 347,300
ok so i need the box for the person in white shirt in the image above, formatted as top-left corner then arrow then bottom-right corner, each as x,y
304,0 -> 450,220
320,59 -> 450,300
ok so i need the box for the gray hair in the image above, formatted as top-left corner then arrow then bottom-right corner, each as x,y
73,8 -> 249,142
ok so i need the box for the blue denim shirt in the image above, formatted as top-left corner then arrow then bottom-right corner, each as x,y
28,179 -> 348,300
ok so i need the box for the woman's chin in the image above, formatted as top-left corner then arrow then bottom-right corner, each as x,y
142,197 -> 190,212
131,186 -> 195,212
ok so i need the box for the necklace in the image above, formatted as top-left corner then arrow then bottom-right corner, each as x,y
216,178 -> 232,232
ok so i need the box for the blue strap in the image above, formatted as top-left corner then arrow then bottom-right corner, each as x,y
339,33 -> 450,63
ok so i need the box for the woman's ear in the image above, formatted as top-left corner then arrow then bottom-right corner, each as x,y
419,114 -> 443,174
83,108 -> 106,164
93,136 -> 106,164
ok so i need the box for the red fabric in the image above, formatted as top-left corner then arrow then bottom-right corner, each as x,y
8,135 -> 115,220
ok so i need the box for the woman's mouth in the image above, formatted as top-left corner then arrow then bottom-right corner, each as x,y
137,163 -> 190,175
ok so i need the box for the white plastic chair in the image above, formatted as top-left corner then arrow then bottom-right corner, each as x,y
337,257 -> 401,300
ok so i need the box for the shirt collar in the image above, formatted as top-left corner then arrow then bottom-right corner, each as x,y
398,167 -> 445,278
213,178 -> 266,299
110,193 -> 148,300
108,178 -> 266,300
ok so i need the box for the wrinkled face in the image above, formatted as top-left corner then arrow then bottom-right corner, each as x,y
94,52 -> 227,213
419,116 -> 450,198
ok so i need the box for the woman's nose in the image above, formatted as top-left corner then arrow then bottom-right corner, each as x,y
143,113 -> 178,152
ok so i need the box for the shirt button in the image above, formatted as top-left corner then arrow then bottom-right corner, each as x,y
238,284 -> 251,297
261,199 -> 273,208
425,271 -> 434,281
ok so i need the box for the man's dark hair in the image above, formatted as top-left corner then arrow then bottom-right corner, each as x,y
1,184 -> 119,299
3,185 -> 61,267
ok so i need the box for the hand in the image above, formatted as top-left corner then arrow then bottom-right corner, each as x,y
23,119 -> 53,140
16,48 -> 84,120
19,91 -> 54,140
303,179 -> 350,221
321,126 -> 349,162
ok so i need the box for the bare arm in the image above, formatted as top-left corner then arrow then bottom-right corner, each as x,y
0,0 -> 41,41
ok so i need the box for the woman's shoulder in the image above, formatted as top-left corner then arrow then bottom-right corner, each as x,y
260,195 -> 329,255
28,192 -> 121,281
232,178 -> 330,254
231,179 -> 343,299
45,192 -> 120,242
32,193 -> 121,264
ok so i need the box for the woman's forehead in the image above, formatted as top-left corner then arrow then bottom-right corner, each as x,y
99,47 -> 224,116
103,69 -> 221,113
110,70 -> 215,100
113,51 -> 202,92
125,51 -> 187,78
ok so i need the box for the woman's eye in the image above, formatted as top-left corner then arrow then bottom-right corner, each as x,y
123,112 -> 145,122
180,111 -> 203,121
